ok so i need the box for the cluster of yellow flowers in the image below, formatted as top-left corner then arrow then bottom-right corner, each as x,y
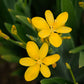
19,10 -> 72,81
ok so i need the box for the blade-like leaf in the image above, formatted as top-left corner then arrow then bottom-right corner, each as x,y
61,0 -> 79,45
79,51 -> 84,67
76,67 -> 84,83
69,45 -> 84,53
1,54 -> 20,63
41,77 -> 73,84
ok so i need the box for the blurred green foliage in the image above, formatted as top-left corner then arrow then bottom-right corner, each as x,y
0,0 -> 84,84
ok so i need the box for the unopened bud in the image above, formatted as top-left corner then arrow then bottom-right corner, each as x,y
65,63 -> 71,69
62,36 -> 71,40
11,25 -> 17,35
29,36 -> 35,41
27,17 -> 31,24
0,30 -> 10,40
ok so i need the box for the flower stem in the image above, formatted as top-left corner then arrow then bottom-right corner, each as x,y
17,35 -> 26,45
65,63 -> 77,84
69,69 -> 76,84
9,39 -> 26,49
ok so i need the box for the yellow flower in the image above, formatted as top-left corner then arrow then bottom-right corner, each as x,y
79,2 -> 84,8
19,41 -> 60,81
32,10 -> 72,47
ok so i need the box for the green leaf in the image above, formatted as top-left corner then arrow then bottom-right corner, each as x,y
16,15 -> 37,36
48,34 -> 79,80
11,68 -> 24,77
4,0 -> 15,9
15,0 -> 31,17
0,46 -> 12,55
61,0 -> 79,44
0,0 -> 14,34
69,45 -> 84,53
76,67 -> 84,83
41,77 -> 73,84
4,23 -> 30,43
79,51 -> 84,67
1,54 -> 20,63
0,0 -> 13,23
0,38 -> 26,58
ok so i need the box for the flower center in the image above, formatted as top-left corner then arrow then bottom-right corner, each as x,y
37,60 -> 42,64
50,26 -> 54,33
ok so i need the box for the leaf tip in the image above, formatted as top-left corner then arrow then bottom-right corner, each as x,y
16,15 -> 19,18
69,50 -> 72,53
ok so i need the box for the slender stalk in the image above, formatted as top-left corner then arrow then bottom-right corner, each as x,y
17,35 -> 26,45
9,39 -> 26,49
66,63 -> 77,84
69,69 -> 76,84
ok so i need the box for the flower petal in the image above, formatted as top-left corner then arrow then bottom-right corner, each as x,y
45,10 -> 54,26
53,12 -> 68,29
19,57 -> 36,66
56,26 -> 72,33
25,64 -> 40,81
26,41 -> 39,60
49,33 -> 62,47
32,17 -> 49,30
42,54 -> 60,66
40,64 -> 51,78
39,43 -> 48,59
38,29 -> 51,38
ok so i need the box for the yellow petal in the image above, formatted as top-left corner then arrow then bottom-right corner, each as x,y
40,64 -> 51,78
49,33 -> 62,47
53,12 -> 68,29
42,54 -> 60,66
26,41 -> 39,60
19,57 -> 36,66
45,10 -> 54,26
25,64 -> 40,81
38,29 -> 51,38
32,17 -> 49,30
56,26 -> 72,33
39,43 -> 48,59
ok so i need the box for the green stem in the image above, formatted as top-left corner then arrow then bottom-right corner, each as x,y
69,69 -> 76,84
9,39 -> 26,49
66,63 -> 77,84
17,35 -> 26,45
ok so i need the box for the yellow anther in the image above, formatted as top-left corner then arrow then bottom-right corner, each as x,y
37,60 -> 42,64
41,38 -> 44,43
52,63 -> 57,68
11,25 -> 17,35
65,63 -> 71,69
0,30 -> 10,40
62,36 -> 71,40
79,2 -> 84,8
